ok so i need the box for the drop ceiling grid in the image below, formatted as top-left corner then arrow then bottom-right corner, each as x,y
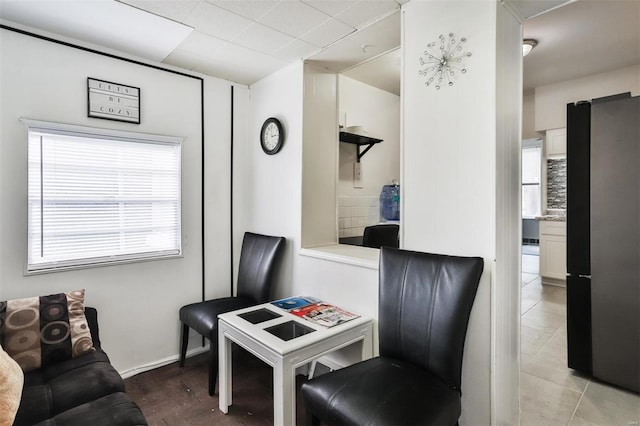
183,2 -> 255,40
123,0 -> 402,57
298,18 -> 355,48
121,0 -> 199,22
233,23 -> 296,54
208,0 -> 282,22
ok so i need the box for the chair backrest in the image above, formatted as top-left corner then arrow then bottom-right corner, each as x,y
362,224 -> 399,249
236,232 -> 286,303
378,247 -> 483,391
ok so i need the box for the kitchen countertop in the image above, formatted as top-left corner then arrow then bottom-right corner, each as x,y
535,215 -> 566,221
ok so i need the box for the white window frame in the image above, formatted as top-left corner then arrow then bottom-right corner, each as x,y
522,139 -> 542,219
23,119 -> 183,273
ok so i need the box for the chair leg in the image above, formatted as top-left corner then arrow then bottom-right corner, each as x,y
208,336 -> 218,396
179,323 -> 189,368
305,409 -> 321,426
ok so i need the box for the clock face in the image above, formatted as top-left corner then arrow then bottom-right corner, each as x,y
260,118 -> 283,155
263,122 -> 279,150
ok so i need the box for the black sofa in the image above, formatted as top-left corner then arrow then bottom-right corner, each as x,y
14,307 -> 147,426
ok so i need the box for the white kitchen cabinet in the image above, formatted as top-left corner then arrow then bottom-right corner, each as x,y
546,128 -> 566,157
539,220 -> 566,286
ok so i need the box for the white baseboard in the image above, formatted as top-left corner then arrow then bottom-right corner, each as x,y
118,346 -> 209,379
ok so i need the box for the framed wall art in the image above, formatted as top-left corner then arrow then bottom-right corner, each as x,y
87,77 -> 140,124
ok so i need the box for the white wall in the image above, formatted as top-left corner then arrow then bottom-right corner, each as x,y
494,4 -> 523,423
338,76 -> 400,238
0,28 -> 234,375
535,64 -> 640,131
236,61 -> 304,298
302,63 -> 339,248
203,81 -> 236,301
522,93 -> 540,139
338,75 -> 400,196
403,1 -> 520,424
242,3 -> 522,423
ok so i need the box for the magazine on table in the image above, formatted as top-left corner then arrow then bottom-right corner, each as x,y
289,302 -> 360,327
270,296 -> 320,311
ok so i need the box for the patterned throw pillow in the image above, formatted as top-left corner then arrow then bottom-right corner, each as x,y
0,289 -> 95,372
0,343 -> 24,425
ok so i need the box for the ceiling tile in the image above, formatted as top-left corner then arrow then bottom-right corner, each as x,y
163,48 -> 203,70
506,0 -> 571,20
0,0 -> 192,62
183,1 -> 253,41
176,30 -> 233,61
300,17 -> 355,47
194,47 -> 287,84
233,23 -> 295,54
259,0 -> 331,38
342,48 -> 400,95
273,39 -> 320,61
117,0 -> 200,23
301,0 -> 359,17
207,0 -> 281,21
336,0 -> 399,29
308,10 -> 400,72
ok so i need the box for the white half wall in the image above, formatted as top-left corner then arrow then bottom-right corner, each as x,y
0,28 -> 234,375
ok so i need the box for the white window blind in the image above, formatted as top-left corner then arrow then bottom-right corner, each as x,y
25,120 -> 182,272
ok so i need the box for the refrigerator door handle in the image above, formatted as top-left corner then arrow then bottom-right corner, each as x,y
568,273 -> 592,279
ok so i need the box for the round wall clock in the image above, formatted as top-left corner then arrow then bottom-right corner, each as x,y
260,117 -> 284,155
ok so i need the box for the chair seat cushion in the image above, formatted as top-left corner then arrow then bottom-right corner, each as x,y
179,297 -> 256,339
33,392 -> 147,426
301,357 -> 461,426
15,350 -> 125,425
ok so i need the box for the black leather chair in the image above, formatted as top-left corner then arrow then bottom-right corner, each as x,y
301,247 -> 483,425
178,232 -> 285,396
362,224 -> 399,249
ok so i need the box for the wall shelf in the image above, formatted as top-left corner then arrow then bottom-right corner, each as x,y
339,131 -> 383,162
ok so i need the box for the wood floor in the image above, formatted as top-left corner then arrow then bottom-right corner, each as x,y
124,345 -> 308,426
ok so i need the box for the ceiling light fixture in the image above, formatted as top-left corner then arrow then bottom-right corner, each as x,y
522,39 -> 538,57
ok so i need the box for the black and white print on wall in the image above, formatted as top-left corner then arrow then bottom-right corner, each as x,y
419,33 -> 472,90
88,78 -> 140,124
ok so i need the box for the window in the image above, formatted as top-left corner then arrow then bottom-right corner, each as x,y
522,142 -> 542,218
25,120 -> 182,272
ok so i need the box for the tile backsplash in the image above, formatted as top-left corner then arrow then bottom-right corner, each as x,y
338,196 -> 380,238
547,158 -> 566,210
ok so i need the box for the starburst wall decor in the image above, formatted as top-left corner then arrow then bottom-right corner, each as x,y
419,33 -> 472,90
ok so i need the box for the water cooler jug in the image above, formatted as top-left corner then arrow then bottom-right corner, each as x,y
380,182 -> 400,221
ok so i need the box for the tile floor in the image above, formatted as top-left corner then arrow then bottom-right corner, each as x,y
520,247 -> 640,426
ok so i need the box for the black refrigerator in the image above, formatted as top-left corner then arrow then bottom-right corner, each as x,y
566,94 -> 640,393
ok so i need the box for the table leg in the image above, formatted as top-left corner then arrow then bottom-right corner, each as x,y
361,323 -> 374,360
273,359 -> 296,426
218,327 -> 233,414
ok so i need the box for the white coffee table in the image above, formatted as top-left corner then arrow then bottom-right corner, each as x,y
218,302 -> 373,426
